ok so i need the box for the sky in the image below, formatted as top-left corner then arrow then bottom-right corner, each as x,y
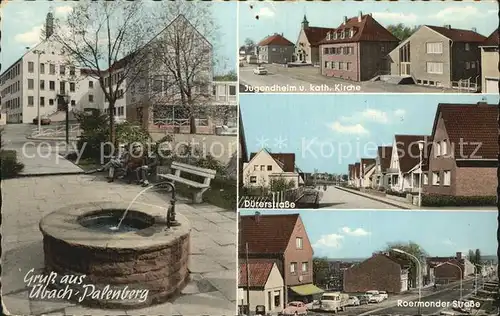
240,94 -> 499,174
239,1 -> 498,45
240,209 -> 497,259
1,1 -> 237,75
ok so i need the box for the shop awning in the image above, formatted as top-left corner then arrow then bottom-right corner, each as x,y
290,284 -> 324,296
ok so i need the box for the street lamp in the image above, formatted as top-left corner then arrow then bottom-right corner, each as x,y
417,140 -> 425,208
393,248 -> 422,314
57,94 -> 70,146
439,261 -> 463,300
33,49 -> 45,133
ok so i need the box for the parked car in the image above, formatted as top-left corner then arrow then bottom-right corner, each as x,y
33,116 -> 51,125
305,300 -> 321,311
318,292 -> 349,313
368,294 -> 384,303
357,295 -> 370,305
282,301 -> 307,316
379,291 -> 388,300
347,296 -> 360,306
253,66 -> 268,75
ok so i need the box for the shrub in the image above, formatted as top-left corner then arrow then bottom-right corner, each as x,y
0,150 -> 24,179
386,190 -> 407,198
421,194 -> 496,207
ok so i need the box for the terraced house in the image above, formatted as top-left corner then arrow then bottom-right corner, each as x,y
371,146 -> 393,189
388,25 -> 487,90
318,11 -> 399,81
423,102 -> 497,198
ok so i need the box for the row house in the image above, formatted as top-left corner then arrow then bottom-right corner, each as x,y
423,102 -> 497,197
257,33 -> 295,64
479,28 -> 499,93
347,162 -> 361,187
318,11 -> 399,81
428,252 -> 476,284
360,158 -> 376,188
239,212 -> 324,306
371,146 -> 393,189
388,25 -> 487,89
242,149 -> 304,189
295,15 -> 336,65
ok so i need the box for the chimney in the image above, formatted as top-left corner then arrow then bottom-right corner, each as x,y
45,12 -> 54,39
456,252 -> 462,260
472,27 -> 477,33
343,16 -> 348,24
281,33 -> 283,37
445,24 -> 452,29
358,11 -> 363,22
254,211 -> 261,223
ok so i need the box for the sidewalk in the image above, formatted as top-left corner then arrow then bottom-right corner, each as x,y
336,186 -> 497,211
2,174 -> 236,316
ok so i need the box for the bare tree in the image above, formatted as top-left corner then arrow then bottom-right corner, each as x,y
50,1 -> 156,147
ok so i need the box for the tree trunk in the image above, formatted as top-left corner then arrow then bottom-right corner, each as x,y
109,100 -> 116,154
189,112 -> 196,134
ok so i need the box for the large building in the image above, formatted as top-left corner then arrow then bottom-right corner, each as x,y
257,33 -> 295,64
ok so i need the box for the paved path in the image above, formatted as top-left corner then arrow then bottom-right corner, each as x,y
318,186 -> 398,209
2,175 -> 237,316
239,64 -> 457,93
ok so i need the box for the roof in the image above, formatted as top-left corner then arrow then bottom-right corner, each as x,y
318,14 -> 398,45
426,25 -> 487,43
354,162 -> 360,177
482,28 -> 499,46
348,164 -> 354,178
258,33 -> 295,46
378,146 -> 393,172
239,261 -> 274,287
394,135 -> 431,173
385,255 -> 411,269
304,26 -> 337,46
361,158 -> 376,174
249,150 -> 296,172
239,213 -> 299,254
431,103 -> 497,160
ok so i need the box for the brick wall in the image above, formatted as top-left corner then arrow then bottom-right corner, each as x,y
434,263 -> 462,284
455,166 -> 497,196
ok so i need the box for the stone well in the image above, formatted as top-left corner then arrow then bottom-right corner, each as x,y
39,201 -> 191,309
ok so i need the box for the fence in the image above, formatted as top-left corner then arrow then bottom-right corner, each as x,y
153,118 -> 209,127
31,124 -> 81,138
451,78 -> 479,93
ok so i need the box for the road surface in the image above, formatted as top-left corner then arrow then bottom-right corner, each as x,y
239,64 -> 457,93
318,186 -> 397,209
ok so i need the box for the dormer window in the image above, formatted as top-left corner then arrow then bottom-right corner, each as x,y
333,32 -> 338,40
340,31 -> 345,39
327,32 -> 331,40
349,28 -> 355,38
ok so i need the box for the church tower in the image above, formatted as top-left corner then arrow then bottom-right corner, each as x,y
301,15 -> 309,29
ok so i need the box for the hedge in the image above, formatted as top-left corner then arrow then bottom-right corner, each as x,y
1,150 -> 24,179
386,190 -> 408,198
421,194 -> 496,207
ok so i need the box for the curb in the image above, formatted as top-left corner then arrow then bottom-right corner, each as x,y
335,186 -> 411,209
16,171 -> 86,178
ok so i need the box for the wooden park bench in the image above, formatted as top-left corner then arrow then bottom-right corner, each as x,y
158,161 -> 217,203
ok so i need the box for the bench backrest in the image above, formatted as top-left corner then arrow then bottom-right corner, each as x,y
171,161 -> 217,179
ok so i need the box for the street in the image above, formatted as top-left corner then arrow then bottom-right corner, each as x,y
239,64 -> 458,94
318,186 -> 397,209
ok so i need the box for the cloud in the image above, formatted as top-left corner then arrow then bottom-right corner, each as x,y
430,6 -> 484,21
14,24 -> 43,45
329,122 -> 369,135
55,5 -> 73,16
443,239 -> 455,246
313,234 -> 344,249
341,108 -> 388,124
393,109 -> 406,117
372,12 -> 418,23
340,227 -> 371,237
256,7 -> 275,18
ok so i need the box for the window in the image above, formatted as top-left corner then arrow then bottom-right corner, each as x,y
89,81 -> 94,88
324,61 -> 328,69
40,97 -> 45,107
290,262 -> 297,274
339,62 -> 344,70
254,165 -> 259,171
323,47 -> 328,54
331,61 -> 336,69
88,94 -> 94,103
349,29 -> 354,37
28,62 -> 34,73
28,96 -> 34,106
69,66 -> 75,75
465,43 -> 470,51
426,42 -> 443,54
423,173 -> 428,185
260,165 -> 265,171
69,82 -> 75,92
381,46 -> 385,52
432,171 -> 440,185
70,100 -> 76,106
471,62 -> 476,69
49,98 -> 54,106
250,176 -> 257,183
435,142 -> 441,157
346,62 -> 352,71
267,165 -> 272,171
443,171 -> 451,186
28,79 -> 34,90
296,237 -> 303,249
274,291 -> 280,307
40,63 -> 45,74
272,48 -> 277,52
465,62 -> 470,70
441,140 -> 447,155
153,76 -> 163,92
40,80 -> 45,90
229,85 -> 236,96
60,81 -> 66,93
49,81 -> 55,90
49,64 -> 55,75
426,62 -> 443,74
60,65 -> 66,75
302,262 -> 308,272
117,89 -> 124,99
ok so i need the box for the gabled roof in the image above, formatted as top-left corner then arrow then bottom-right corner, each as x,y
348,164 -> 354,178
318,14 -> 398,45
239,261 -> 275,288
378,146 -> 393,173
361,158 -> 376,175
249,150 -> 296,172
303,26 -> 337,46
394,135 -> 432,173
258,33 -> 295,47
426,25 -> 487,43
481,28 -> 499,47
431,103 -> 497,160
239,213 -> 299,254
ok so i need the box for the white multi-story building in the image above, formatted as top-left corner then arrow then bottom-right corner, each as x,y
0,13 -> 102,124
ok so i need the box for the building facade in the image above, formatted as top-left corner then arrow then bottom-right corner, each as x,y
318,12 -> 399,81
388,25 -> 486,89
295,15 -> 336,65
479,29 -> 499,93
242,150 -> 301,189
257,34 -> 295,64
